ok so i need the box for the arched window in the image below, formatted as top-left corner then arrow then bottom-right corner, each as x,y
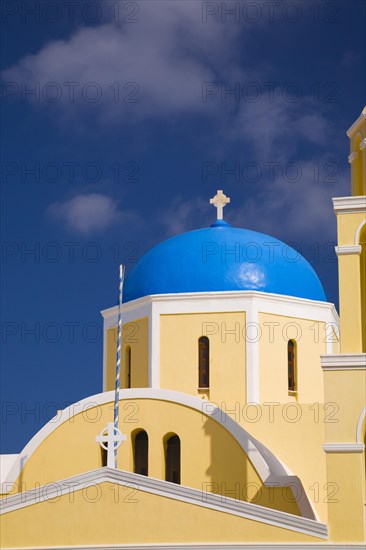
288,340 -> 297,392
198,336 -> 210,388
133,430 -> 148,476
165,434 -> 181,484
125,346 -> 131,389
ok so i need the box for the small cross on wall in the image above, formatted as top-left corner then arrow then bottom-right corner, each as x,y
210,190 -> 230,220
96,422 -> 126,468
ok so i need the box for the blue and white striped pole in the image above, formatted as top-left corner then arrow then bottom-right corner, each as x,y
113,264 -> 125,468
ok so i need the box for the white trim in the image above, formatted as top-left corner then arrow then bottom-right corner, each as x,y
101,292 -> 338,325
356,407 -> 366,443
150,303 -> 160,388
246,297 -> 259,402
335,245 -> 362,255
346,108 -> 366,137
348,151 -> 359,163
320,354 -> 366,370
323,443 -> 365,453
0,467 -> 327,539
332,196 -> 366,214
101,291 -> 338,405
0,388 -> 317,520
354,219 -> 366,245
0,455 -> 18,483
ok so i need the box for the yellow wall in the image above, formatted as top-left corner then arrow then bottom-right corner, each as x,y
106,317 -> 149,390
335,212 -> 365,353
259,313 -> 328,403
322,366 -> 366,542
6,397 -> 300,517
349,108 -> 366,196
0,480 -> 321,549
360,225 -> 366,352
325,453 -> 365,542
160,312 -> 246,405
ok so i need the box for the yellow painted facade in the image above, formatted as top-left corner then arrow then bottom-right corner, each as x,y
106,317 -> 149,390
1,108 -> 365,548
160,311 -> 246,403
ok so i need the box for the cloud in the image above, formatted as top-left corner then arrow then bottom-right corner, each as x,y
47,193 -> 131,235
158,196 -> 212,236
226,99 -> 331,161
2,1 -> 240,122
2,0 -> 336,163
226,158 -> 347,244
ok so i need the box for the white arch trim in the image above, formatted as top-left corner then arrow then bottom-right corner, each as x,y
354,219 -> 366,245
1,388 -> 318,520
356,406 -> 366,443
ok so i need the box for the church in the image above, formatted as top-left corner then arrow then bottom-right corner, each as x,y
0,108 -> 365,549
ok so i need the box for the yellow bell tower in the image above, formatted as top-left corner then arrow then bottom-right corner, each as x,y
333,106 -> 366,353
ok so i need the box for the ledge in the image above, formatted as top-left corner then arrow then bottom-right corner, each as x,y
323,443 -> 365,453
332,196 -> 366,214
0,467 -> 327,539
320,354 -> 366,370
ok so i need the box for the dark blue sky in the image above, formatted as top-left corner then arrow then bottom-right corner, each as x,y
1,0 -> 365,453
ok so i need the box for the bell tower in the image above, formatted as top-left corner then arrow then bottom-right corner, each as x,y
333,107 -> 366,352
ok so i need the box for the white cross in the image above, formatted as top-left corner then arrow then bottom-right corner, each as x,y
96,422 -> 126,468
210,190 -> 230,220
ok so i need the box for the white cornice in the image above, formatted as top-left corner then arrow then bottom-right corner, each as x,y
320,353 -> 366,370
0,467 -> 327,539
323,443 -> 365,453
101,291 -> 338,325
335,245 -> 362,255
332,196 -> 366,214
346,107 -> 366,137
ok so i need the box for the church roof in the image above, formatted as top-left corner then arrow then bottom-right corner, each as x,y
123,219 -> 326,303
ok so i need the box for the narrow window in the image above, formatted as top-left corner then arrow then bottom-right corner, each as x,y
165,434 -> 181,484
198,336 -> 209,388
101,446 -> 107,467
288,340 -> 297,392
125,346 -> 131,388
133,430 -> 148,476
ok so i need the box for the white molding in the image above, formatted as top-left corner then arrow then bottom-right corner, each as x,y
101,292 -> 338,324
356,407 -> 366,443
246,297 -> 259,403
0,467 -> 327,539
354,219 -> 366,245
335,245 -> 362,255
323,443 -> 365,453
0,388 -> 317,520
150,303 -> 160,388
348,151 -> 359,163
320,354 -> 366,370
347,108 -> 366,137
0,455 -> 19,483
332,196 -> 366,214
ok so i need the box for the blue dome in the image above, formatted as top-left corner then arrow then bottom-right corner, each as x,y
124,221 -> 326,303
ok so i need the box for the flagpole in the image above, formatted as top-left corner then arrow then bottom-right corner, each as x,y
113,264 -> 125,468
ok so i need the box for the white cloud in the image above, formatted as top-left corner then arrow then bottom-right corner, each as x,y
3,1 -> 240,121
47,193 -> 135,235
